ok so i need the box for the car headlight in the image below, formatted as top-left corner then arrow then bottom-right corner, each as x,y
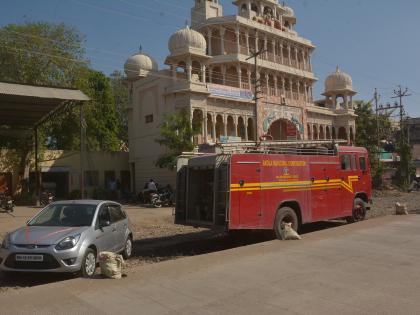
1,234 -> 10,249
55,234 -> 81,251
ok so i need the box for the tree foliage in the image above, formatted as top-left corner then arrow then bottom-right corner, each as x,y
155,109 -> 201,170
0,21 -> 87,86
354,101 -> 393,185
109,70 -> 129,146
0,21 -> 127,196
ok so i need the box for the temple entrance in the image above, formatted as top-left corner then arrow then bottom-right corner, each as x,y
268,119 -> 299,140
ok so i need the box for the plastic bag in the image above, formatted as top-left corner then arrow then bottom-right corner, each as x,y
281,222 -> 302,240
395,202 -> 408,215
98,251 -> 124,279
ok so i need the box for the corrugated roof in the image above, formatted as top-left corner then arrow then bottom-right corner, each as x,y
0,82 -> 89,128
0,82 -> 89,101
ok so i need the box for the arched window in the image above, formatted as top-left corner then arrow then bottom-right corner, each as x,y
251,3 -> 259,14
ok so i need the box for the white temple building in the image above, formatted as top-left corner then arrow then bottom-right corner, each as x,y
124,0 -> 357,188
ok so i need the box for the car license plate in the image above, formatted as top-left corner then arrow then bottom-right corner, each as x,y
15,254 -> 43,262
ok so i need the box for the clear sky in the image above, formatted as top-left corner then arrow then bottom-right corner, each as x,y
1,0 -> 420,117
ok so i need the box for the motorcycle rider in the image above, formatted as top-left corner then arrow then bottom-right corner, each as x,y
142,179 -> 157,204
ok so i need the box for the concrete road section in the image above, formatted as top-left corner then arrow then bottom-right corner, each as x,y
0,215 -> 419,314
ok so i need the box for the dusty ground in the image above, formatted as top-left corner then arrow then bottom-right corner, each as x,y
1,190 -> 419,293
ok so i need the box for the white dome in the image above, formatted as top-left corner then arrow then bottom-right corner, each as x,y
124,52 -> 158,79
168,26 -> 206,55
283,6 -> 295,17
325,67 -> 353,92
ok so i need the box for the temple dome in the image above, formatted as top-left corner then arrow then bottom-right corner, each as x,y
124,52 -> 158,79
168,26 -> 206,55
283,6 -> 295,17
325,67 -> 353,92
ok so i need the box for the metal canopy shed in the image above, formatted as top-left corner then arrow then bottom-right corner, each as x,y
0,81 -> 90,201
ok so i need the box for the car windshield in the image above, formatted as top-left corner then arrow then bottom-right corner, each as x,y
28,204 -> 97,227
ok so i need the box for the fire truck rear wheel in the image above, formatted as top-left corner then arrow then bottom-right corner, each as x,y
274,207 -> 299,240
346,198 -> 367,223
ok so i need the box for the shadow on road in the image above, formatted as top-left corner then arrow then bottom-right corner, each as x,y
0,220 -> 347,292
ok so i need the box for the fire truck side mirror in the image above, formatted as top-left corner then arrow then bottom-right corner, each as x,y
239,180 -> 245,187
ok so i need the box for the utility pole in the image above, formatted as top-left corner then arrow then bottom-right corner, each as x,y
374,88 -> 380,165
391,86 -> 412,187
246,43 -> 267,142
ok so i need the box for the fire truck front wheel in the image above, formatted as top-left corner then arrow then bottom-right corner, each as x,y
346,198 -> 367,224
274,207 -> 299,240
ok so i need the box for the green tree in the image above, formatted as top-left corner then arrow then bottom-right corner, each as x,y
0,22 -> 125,197
354,101 -> 393,186
109,70 -> 129,146
0,21 -> 88,196
155,109 -> 201,170
84,70 -> 121,152
0,21 -> 87,86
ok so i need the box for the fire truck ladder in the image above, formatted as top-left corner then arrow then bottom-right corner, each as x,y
218,140 -> 348,155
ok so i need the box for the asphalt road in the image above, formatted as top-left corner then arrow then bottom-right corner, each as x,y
0,214 -> 418,314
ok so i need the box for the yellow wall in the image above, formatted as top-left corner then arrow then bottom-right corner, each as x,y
0,150 -> 129,198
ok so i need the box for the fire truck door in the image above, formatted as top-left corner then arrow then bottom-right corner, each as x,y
237,162 -> 261,228
309,164 -> 329,221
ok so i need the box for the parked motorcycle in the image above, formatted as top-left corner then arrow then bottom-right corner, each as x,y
0,192 -> 14,212
40,191 -> 54,206
150,187 -> 174,208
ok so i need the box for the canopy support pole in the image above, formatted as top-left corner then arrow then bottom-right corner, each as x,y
34,126 -> 41,206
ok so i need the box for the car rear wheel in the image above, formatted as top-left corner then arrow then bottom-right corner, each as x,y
81,248 -> 96,278
274,207 -> 299,240
346,198 -> 367,223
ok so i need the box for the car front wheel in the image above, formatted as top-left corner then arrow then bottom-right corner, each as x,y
81,248 -> 96,278
122,237 -> 133,260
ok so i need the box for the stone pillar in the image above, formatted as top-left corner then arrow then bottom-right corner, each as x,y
244,118 -> 249,141
304,82 -> 308,102
279,42 -> 284,64
208,67 -> 213,83
272,39 -> 276,62
350,95 -> 353,109
344,95 -> 349,109
235,26 -> 240,54
237,64 -> 242,88
186,58 -> 192,81
234,115 -> 238,137
297,81 -> 300,100
287,44 -> 291,66
281,77 -> 285,97
265,73 -> 269,95
294,47 -> 298,68
222,65 -> 226,85
245,30 -> 250,55
212,114 -> 216,142
273,76 -> 278,96
308,52 -> 312,71
302,50 -> 307,71
247,68 -> 252,87
202,110 -> 207,143
263,35 -> 268,59
207,28 -> 213,56
255,31 -> 259,52
201,64 -> 206,83
310,86 -> 313,101
223,115 -> 228,136
171,64 -> 177,81
220,27 -> 225,55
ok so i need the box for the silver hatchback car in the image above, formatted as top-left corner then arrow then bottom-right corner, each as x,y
0,200 -> 133,277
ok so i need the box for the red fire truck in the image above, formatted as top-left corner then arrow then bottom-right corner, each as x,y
175,141 -> 372,239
